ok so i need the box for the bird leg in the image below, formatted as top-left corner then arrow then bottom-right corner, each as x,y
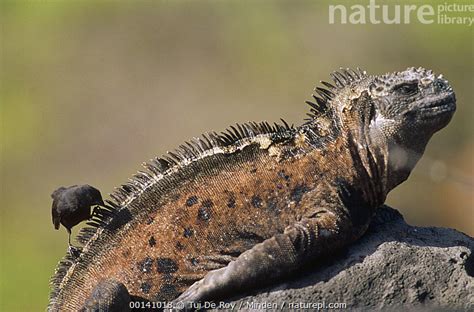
67,228 -> 72,247
67,228 -> 81,258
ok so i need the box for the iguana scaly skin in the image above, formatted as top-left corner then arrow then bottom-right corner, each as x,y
48,67 -> 456,311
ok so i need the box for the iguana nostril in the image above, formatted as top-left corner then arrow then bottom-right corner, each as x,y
434,79 -> 448,92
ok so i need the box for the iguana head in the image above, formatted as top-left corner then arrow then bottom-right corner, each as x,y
368,67 -> 456,146
307,67 -> 455,191
367,67 -> 456,189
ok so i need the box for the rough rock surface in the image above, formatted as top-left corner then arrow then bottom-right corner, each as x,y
213,206 -> 473,311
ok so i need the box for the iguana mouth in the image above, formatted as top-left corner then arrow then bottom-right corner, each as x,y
419,93 -> 456,116
416,93 -> 456,133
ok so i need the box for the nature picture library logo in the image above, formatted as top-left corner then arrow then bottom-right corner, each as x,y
329,0 -> 474,26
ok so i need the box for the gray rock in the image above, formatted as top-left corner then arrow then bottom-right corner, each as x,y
215,206 -> 474,311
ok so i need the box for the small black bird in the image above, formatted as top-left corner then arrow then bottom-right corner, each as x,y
51,184 -> 110,248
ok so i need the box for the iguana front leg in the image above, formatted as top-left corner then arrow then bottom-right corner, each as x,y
174,208 -> 358,304
81,278 -> 131,311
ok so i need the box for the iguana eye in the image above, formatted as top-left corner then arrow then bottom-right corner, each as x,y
393,82 -> 419,96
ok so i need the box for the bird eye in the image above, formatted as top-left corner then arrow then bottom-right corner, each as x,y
393,83 -> 418,96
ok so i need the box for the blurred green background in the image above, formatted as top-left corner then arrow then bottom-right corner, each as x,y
1,1 -> 472,310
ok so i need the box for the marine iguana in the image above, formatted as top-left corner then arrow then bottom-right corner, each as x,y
48,67 -> 456,311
